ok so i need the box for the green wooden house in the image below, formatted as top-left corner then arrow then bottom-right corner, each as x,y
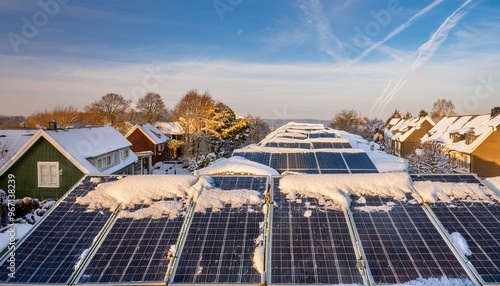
0,125 -> 137,199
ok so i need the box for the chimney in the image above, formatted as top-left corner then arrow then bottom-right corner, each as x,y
48,119 -> 57,131
492,106 -> 500,118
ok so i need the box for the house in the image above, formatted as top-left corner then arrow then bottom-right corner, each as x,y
125,123 -> 169,165
422,109 -> 500,177
384,116 -> 435,158
0,124 -> 137,199
0,129 -> 38,168
156,122 -> 184,140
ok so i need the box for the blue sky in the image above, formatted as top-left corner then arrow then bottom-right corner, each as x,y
1,0 -> 499,120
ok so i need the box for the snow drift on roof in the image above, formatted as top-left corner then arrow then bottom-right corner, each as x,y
118,200 -> 185,220
279,173 -> 413,210
412,181 -> 500,204
484,176 -> 500,194
0,130 -> 37,167
76,175 -> 198,210
194,156 -> 279,176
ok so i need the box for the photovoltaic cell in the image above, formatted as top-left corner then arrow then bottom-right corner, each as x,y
351,196 -> 471,284
233,152 -> 271,166
342,153 -> 377,171
270,153 -> 288,172
211,176 -> 268,192
270,179 -> 364,284
315,152 -> 347,170
170,176 -> 267,284
410,174 -> 481,184
0,176 -> 119,284
287,152 -> 318,170
428,201 -> 500,283
77,201 -> 187,284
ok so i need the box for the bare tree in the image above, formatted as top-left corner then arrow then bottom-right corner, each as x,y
85,93 -> 132,128
407,141 -> 456,173
136,92 -> 169,124
359,117 -> 385,141
419,109 -> 429,117
245,115 -> 271,145
403,111 -> 412,120
330,109 -> 363,135
430,99 -> 455,123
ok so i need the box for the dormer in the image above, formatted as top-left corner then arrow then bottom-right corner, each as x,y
465,128 -> 478,145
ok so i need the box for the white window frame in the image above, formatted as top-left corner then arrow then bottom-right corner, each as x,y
37,162 -> 60,188
121,149 -> 130,159
95,152 -> 117,171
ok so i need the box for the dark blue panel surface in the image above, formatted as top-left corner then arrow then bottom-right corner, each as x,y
315,152 -> 347,170
429,201 -> 500,283
271,180 -> 363,284
0,176 -> 119,284
342,153 -> 377,170
351,196 -> 470,285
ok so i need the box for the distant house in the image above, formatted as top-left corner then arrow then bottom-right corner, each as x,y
125,124 -> 169,165
422,109 -> 500,177
384,116 -> 435,158
156,122 -> 184,141
0,130 -> 37,168
0,124 -> 137,199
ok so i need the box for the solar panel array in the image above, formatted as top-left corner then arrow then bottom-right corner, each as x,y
5,174 -> 499,285
308,133 -> 336,138
0,176 -> 119,284
311,141 -> 352,149
235,150 -> 378,174
169,176 -> 267,284
410,174 -> 500,284
270,180 -> 364,284
351,195 -> 472,284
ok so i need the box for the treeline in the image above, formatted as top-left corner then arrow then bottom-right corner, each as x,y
1,90 -> 271,163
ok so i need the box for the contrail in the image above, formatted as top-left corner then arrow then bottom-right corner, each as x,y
352,0 -> 444,65
373,0 -> 473,117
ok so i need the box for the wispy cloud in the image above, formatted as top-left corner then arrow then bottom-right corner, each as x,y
371,0 -> 474,117
350,0 -> 444,64
299,0 -> 345,61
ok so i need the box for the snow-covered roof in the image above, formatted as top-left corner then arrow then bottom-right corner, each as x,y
484,176 -> 500,194
126,123 -> 169,145
422,114 -> 500,154
194,156 -> 279,176
0,126 -> 138,176
0,129 -> 37,167
155,122 -> 184,135
450,114 -> 500,154
385,116 -> 434,142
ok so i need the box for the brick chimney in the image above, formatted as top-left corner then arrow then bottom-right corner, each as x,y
48,119 -> 57,130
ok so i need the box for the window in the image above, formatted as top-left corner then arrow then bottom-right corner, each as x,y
95,152 -> 117,170
457,154 -> 471,172
121,149 -> 130,159
395,141 -> 401,156
37,162 -> 60,188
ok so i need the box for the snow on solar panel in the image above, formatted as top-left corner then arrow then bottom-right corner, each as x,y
169,176 -> 267,284
0,176 -> 119,284
410,174 -> 481,184
428,201 -> 500,283
270,179 -> 364,284
350,195 -> 472,285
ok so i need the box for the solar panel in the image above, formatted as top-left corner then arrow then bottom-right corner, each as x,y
428,201 -> 500,283
211,176 -> 268,192
270,153 -> 288,171
309,133 -> 336,139
287,152 -> 318,170
319,169 -> 350,174
351,195 -> 471,284
342,142 -> 352,148
315,152 -> 347,170
342,153 -> 377,171
311,142 -> 334,149
270,179 -> 364,284
77,202 -> 186,284
285,169 -> 320,174
233,152 -> 271,166
0,176 -> 119,284
410,174 -> 482,184
170,176 -> 267,284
